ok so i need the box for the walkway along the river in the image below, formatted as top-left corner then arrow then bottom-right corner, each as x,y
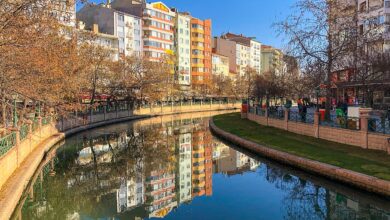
209,118 -> 390,197
0,102 -> 240,220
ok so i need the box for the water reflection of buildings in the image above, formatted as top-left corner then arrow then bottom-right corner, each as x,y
176,131 -> 192,204
17,114 -> 390,220
116,163 -> 144,213
213,148 -> 260,176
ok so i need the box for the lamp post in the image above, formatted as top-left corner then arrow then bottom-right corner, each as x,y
12,94 -> 18,128
315,86 -> 320,113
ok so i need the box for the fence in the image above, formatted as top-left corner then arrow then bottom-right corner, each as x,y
244,108 -> 390,154
368,117 -> 390,134
268,109 -> 285,120
256,107 -> 266,117
320,115 -> 361,131
288,111 -> 315,124
0,133 -> 16,157
19,124 -> 29,141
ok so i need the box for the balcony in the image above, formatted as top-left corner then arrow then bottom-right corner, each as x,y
191,28 -> 204,34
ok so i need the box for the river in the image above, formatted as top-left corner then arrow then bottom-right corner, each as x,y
12,111 -> 390,220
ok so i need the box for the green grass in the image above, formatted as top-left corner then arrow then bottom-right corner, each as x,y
213,113 -> 390,181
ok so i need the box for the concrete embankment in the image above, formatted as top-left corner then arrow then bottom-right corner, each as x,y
209,118 -> 390,197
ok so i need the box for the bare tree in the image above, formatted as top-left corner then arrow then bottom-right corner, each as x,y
275,0 -> 357,116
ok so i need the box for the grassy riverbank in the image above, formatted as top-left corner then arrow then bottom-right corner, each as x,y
213,113 -> 390,181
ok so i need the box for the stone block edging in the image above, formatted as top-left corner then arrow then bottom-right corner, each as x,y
209,118 -> 390,197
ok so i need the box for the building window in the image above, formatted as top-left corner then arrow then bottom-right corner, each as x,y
118,14 -> 124,22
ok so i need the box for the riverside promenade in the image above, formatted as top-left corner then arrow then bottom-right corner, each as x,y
0,101 -> 240,220
210,113 -> 390,197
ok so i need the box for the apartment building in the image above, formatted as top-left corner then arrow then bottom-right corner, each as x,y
250,40 -> 262,74
142,2 -> 176,60
77,3 -> 142,57
217,33 -> 262,76
329,0 -> 390,108
212,53 -> 230,77
212,37 -> 237,76
358,0 -> 390,52
261,45 -> 284,75
77,22 -> 120,60
174,11 -> 192,89
191,18 -> 212,91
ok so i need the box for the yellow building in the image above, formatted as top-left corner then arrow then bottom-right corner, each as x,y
212,53 -> 229,77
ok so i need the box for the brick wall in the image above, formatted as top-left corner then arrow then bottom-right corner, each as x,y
287,121 -> 315,137
246,111 -> 390,154
368,133 -> 390,152
268,118 -> 285,130
318,126 -> 363,148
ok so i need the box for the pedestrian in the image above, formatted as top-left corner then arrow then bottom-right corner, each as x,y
302,103 -> 307,122
387,107 -> 390,130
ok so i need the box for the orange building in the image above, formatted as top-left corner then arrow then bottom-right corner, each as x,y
204,126 -> 213,196
191,120 -> 213,197
190,18 -> 212,92
191,127 -> 206,197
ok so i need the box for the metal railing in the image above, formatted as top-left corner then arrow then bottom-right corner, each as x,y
0,132 -> 16,157
19,124 -> 29,141
289,111 -> 315,124
32,119 -> 39,132
255,107 -> 266,117
368,117 -> 390,134
320,115 -> 360,131
268,109 -> 285,120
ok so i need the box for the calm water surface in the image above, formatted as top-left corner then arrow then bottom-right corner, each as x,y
13,112 -> 390,220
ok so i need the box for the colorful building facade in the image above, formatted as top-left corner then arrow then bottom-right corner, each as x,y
142,2 -> 176,61
191,18 -> 212,91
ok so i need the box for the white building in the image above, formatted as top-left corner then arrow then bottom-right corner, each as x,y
250,40 -> 262,74
222,33 -> 262,76
115,11 -> 142,56
78,22 -> 120,61
177,132 -> 192,203
357,0 -> 390,52
236,43 -> 251,76
77,3 -> 142,57
174,12 -> 192,89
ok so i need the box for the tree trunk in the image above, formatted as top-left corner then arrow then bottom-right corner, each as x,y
1,89 -> 6,127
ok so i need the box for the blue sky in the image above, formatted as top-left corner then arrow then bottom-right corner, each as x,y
87,0 -> 297,49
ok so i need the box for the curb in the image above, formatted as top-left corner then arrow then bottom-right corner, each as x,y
209,118 -> 390,197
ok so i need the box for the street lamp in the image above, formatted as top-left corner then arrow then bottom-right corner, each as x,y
315,86 -> 320,113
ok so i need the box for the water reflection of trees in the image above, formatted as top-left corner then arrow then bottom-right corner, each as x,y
20,121 -> 177,219
261,164 -> 389,220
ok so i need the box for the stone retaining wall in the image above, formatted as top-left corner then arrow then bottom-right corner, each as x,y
209,119 -> 390,197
